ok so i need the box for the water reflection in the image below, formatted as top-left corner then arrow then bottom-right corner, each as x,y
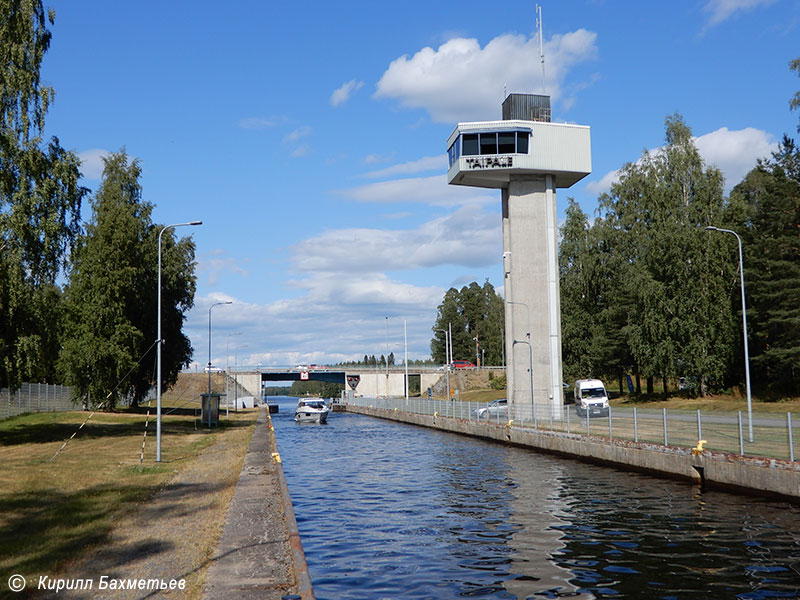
270,398 -> 800,599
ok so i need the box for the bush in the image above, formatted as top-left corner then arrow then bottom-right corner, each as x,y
489,373 -> 506,390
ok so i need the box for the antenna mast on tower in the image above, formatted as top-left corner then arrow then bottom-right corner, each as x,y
536,4 -> 546,94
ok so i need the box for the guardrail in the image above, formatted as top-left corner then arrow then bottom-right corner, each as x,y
348,396 -> 797,462
1,383 -> 75,420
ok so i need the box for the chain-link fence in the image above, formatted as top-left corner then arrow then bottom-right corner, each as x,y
0,383 -> 76,420
349,395 -> 798,462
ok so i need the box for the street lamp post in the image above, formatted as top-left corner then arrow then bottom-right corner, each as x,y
705,226 -> 753,442
233,345 -> 247,412
157,220 -> 202,463
436,328 -> 451,401
226,332 -> 242,417
403,320 -> 409,403
207,301 -> 232,398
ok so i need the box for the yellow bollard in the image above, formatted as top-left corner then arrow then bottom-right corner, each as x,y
692,440 -> 707,456
271,452 -> 282,463
507,419 -> 514,427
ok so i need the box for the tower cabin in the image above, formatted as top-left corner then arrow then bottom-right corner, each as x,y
446,94 -> 591,190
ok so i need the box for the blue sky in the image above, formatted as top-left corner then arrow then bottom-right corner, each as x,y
41,0 -> 800,370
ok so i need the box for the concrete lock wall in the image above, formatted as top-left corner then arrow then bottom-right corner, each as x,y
236,372 -> 263,399
346,405 -> 800,503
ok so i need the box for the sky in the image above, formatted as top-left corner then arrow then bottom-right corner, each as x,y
40,0 -> 800,371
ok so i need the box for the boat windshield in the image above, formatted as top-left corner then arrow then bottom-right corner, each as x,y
299,401 -> 325,408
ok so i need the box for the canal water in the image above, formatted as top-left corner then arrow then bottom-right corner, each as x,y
270,397 -> 800,599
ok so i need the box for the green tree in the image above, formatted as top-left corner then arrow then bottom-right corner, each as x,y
0,0 -> 87,388
59,151 -> 197,408
431,288 -> 463,363
431,281 -> 504,365
597,114 -> 735,394
290,380 -> 344,397
729,136 -> 800,394
559,199 -> 636,390
476,280 -> 505,366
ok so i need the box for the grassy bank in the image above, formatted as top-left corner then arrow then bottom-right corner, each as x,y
0,400 -> 258,593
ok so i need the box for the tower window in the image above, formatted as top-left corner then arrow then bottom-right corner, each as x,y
480,133 -> 497,155
462,134 -> 479,156
517,132 -> 529,154
498,132 -> 516,154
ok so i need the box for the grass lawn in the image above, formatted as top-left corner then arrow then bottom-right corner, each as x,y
0,399 -> 257,591
611,393 -> 800,414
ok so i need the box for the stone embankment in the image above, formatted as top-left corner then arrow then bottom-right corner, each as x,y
203,407 -> 315,600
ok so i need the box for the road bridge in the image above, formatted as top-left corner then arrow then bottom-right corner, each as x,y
234,367 -> 449,398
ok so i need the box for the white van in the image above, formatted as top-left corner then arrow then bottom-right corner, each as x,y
574,379 -> 610,418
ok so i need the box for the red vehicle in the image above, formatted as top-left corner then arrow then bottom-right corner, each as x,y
451,360 -> 475,369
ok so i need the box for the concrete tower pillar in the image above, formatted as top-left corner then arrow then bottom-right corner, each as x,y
446,94 -> 590,421
503,176 -> 563,420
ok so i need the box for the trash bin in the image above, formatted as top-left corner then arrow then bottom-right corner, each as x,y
200,393 -> 221,427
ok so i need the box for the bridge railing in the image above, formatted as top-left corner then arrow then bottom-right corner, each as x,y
347,395 -> 798,463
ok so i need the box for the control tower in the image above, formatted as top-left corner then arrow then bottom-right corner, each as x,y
446,94 -> 591,420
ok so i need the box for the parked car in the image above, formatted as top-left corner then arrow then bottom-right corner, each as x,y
473,399 -> 508,419
451,360 -> 475,369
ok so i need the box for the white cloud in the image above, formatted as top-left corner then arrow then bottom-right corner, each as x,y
78,148 -> 110,180
694,127 -> 777,189
584,126 -> 777,196
374,30 -> 598,123
197,249 -> 249,286
584,168 -> 620,196
187,205 -> 505,366
284,126 -> 312,142
335,174 -> 496,207
361,155 -> 447,179
291,144 -> 312,158
289,205 -> 501,273
187,275 -> 443,366
330,79 -> 364,107
703,0 -> 775,27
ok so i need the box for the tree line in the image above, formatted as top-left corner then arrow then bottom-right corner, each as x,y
1,2 -> 196,408
430,280 -> 504,366
560,110 -> 799,398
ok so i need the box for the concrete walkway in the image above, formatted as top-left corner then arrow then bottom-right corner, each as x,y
203,407 -> 314,600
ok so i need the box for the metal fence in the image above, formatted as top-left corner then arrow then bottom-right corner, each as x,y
0,383 -> 76,421
349,396 -> 798,462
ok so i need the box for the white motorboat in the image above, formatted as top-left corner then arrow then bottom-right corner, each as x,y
294,398 -> 330,423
